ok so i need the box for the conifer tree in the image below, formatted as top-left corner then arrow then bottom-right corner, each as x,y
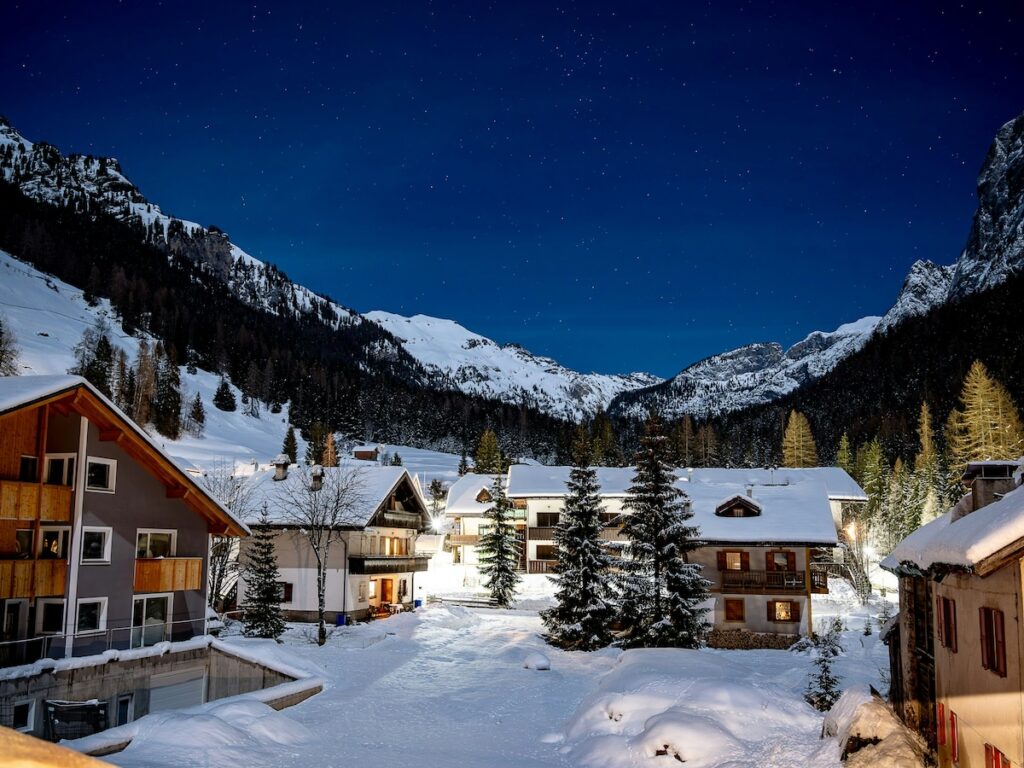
186,392 -> 206,436
616,414 -> 710,648
71,319 -> 114,397
781,410 -> 818,466
694,422 -> 719,467
390,452 -> 403,466
305,421 -> 327,466
213,377 -> 237,412
478,474 -> 520,607
946,360 -> 1024,468
322,432 -> 338,468
133,339 -> 157,425
542,428 -> 615,650
111,348 -> 129,409
282,426 -> 298,464
670,416 -> 696,467
835,433 -> 854,477
0,315 -> 20,376
428,479 -> 446,530
243,507 -> 286,640
805,617 -> 843,711
475,429 -> 502,473
457,449 -> 470,476
913,402 -> 941,521
152,351 -> 182,439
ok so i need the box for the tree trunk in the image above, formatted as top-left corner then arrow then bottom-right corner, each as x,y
317,559 -> 327,646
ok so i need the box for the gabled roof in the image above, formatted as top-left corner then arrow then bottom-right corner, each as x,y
882,483 -> 1024,576
0,374 -> 249,536
244,463 -> 427,528
444,473 -> 500,517
714,493 -> 763,516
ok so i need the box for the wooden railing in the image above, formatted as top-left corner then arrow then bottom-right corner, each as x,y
348,555 -> 431,575
381,510 -> 423,529
449,534 -> 479,546
134,557 -> 203,593
599,527 -> 626,541
528,560 -> 556,575
528,527 -> 557,540
0,480 -> 73,522
0,558 -> 67,599
810,567 -> 829,593
720,569 -> 807,593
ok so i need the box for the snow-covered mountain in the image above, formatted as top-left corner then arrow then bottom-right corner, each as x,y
609,316 -> 880,420
876,260 -> 956,333
365,311 -> 661,421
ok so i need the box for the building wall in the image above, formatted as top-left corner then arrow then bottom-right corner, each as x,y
933,563 -> 1024,768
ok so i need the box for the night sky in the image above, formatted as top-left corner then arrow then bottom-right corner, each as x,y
2,2 -> 1022,377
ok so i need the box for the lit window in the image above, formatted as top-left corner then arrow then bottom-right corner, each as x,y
39,528 -> 70,559
368,580 -> 378,599
85,458 -> 116,492
774,601 -> 793,622
725,552 -> 742,570
81,527 -> 112,563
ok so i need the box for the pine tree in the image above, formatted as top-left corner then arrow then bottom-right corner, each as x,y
282,426 -> 298,464
428,479 -> 446,529
457,449 -> 470,476
213,378 -> 237,412
186,392 -> 206,436
694,423 -> 719,467
478,474 -> 521,607
781,410 -> 818,466
322,432 -> 338,468
305,421 -> 327,466
390,452 -> 403,466
475,429 -> 502,473
946,360 -> 1024,469
152,351 -> 182,439
913,402 -> 941,522
242,507 -> 286,640
805,617 -> 843,711
616,414 -> 710,648
835,433 -> 854,477
133,338 -> 157,425
0,315 -> 20,376
670,416 -> 696,467
541,428 -> 615,650
71,319 -> 114,397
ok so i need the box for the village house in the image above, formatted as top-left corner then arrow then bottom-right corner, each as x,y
443,473 -> 501,568
499,465 -> 864,636
882,459 -> 1024,768
0,375 -> 250,736
239,458 -> 431,622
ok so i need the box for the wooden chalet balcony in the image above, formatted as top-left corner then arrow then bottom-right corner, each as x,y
528,559 -> 556,575
380,510 -> 423,529
348,555 -> 431,575
0,480 -> 73,522
528,526 -> 557,540
599,527 -> 626,542
134,557 -> 204,593
449,534 -> 479,546
0,558 -> 67,599
810,567 -> 829,594
720,570 -> 808,593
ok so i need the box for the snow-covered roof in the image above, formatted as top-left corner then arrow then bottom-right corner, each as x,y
444,473 -> 500,517
243,463 -> 425,528
882,483 -> 1024,574
506,465 -> 840,545
0,375 -> 249,536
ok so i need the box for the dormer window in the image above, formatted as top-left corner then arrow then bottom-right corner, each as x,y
714,494 -> 762,517
475,489 -> 492,504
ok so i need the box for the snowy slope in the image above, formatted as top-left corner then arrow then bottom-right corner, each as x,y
365,311 -> 661,421
610,317 -> 880,419
876,260 -> 955,333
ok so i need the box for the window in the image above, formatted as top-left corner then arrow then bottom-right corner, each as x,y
980,607 -> 1007,677
277,582 -> 294,602
937,595 -> 958,652
136,530 -> 176,558
986,744 -> 1011,768
81,527 -> 112,563
937,703 -> 946,746
12,699 -> 35,732
399,579 -> 408,598
18,456 -> 38,483
368,580 -> 378,599
724,599 -> 745,622
131,594 -> 170,648
358,582 -> 368,602
535,545 -> 557,561
717,550 -> 748,571
114,694 -> 134,727
85,458 -> 116,492
768,551 -> 795,571
768,600 -> 800,623
536,512 -> 560,527
76,598 -> 107,635
950,710 -> 959,763
36,599 -> 65,634
44,454 -> 75,486
39,527 -> 70,559
15,529 -> 33,557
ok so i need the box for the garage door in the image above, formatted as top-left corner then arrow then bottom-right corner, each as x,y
149,667 -> 206,713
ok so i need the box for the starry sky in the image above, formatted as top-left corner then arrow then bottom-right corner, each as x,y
2,1 -> 1022,377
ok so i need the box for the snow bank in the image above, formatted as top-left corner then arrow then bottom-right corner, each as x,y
823,686 -> 924,767
524,652 -> 551,670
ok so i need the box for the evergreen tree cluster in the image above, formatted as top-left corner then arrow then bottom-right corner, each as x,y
242,507 -> 286,640
477,474 -> 521,608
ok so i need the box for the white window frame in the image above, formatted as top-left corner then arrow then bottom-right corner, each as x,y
81,526 -> 113,564
12,698 -> 36,733
38,526 -> 71,560
44,453 -> 76,486
35,598 -> 66,635
136,529 -> 177,559
75,597 -> 108,636
113,693 -> 134,726
85,457 -> 117,493
131,592 -> 173,649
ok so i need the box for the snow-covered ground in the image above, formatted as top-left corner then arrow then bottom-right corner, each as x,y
90,579 -> 891,768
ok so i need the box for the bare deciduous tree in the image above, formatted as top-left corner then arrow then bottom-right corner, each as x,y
200,460 -> 256,608
274,465 -> 367,645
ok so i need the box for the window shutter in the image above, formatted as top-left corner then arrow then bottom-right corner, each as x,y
787,552 -> 796,571
936,597 -> 944,645
767,600 -> 775,622
740,551 -> 750,571
950,600 -> 958,653
985,744 -> 992,768
717,551 -> 727,570
980,608 -> 991,670
792,600 -> 801,624
937,703 -> 945,746
995,610 -> 1006,677
765,552 -> 774,571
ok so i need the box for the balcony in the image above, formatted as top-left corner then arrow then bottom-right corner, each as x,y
528,560 -> 556,575
134,557 -> 204,593
0,480 -> 73,522
599,527 -> 626,542
0,558 -> 67,599
348,555 -> 431,575
720,569 -> 808,593
528,526 -> 557,540
809,566 -> 829,594
380,510 -> 423,529
449,534 -> 479,546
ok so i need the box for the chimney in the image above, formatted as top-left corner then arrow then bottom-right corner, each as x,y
272,453 -> 290,481
310,464 -> 324,492
960,461 -> 1020,517
746,486 -> 754,499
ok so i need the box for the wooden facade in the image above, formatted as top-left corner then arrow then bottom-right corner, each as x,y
0,559 -> 67,599
133,557 -> 204,593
